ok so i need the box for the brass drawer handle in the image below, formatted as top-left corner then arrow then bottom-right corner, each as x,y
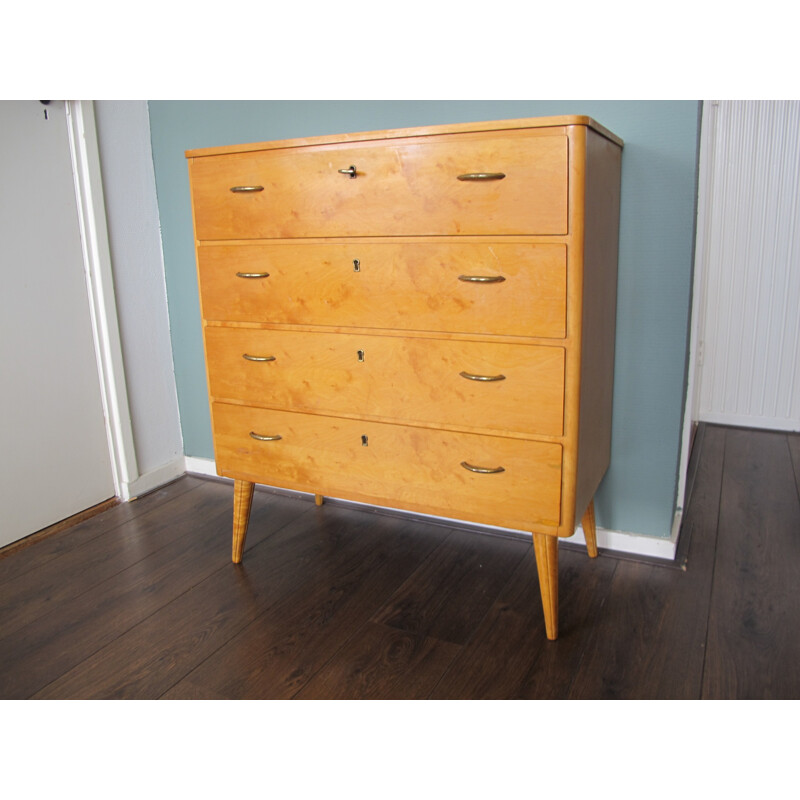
461,461 -> 505,474
458,274 -> 506,283
459,371 -> 506,382
457,172 -> 506,181
249,432 -> 282,442
235,271 -> 270,279
338,165 -> 358,178
230,185 -> 264,193
243,354 -> 276,362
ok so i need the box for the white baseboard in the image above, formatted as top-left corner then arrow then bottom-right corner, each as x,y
183,455 -> 225,479
181,456 -> 679,561
122,457 -> 186,501
563,516 -> 678,561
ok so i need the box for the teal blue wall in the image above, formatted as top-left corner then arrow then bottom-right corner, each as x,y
148,100 -> 701,539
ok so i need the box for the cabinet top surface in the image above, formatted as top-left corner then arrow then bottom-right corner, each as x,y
185,115 -> 623,159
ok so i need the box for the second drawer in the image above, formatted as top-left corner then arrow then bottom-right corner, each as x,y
205,328 -> 565,437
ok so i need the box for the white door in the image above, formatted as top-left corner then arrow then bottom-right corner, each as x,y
693,100 -> 800,432
0,100 -> 116,548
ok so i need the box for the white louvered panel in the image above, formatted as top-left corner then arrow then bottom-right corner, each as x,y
697,101 -> 800,431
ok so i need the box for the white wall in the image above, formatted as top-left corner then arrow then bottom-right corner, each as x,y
94,101 -> 184,490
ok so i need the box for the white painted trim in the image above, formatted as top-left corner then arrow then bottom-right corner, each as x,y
698,410 -> 800,433
676,100 -> 718,521
183,456 -> 678,560
126,458 -> 187,500
66,100 -> 139,501
184,455 -> 225,479
564,510 -> 680,561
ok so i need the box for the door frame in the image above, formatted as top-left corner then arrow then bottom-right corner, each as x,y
65,100 -> 139,501
674,101 -> 716,527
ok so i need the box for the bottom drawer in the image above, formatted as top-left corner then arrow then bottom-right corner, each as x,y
212,402 -> 562,530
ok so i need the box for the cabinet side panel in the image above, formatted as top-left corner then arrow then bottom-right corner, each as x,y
574,130 -> 622,522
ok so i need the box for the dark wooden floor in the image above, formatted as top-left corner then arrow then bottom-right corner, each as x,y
2,423 -> 799,700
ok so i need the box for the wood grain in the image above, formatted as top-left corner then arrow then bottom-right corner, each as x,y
31,495 -> 321,699
701,428 -> 800,699
190,130 -> 568,239
189,116 -> 623,640
0,476 -> 202,584
567,425 -> 727,699
2,426 -> 799,699
533,533 -> 559,640
431,546 -> 616,699
205,326 -> 565,438
581,499 -> 598,558
212,402 -> 563,531
295,622 -> 461,700
371,528 -> 528,645
0,481 -> 301,699
196,240 -> 567,339
162,505 -> 450,699
0,478 -> 217,642
232,479 -> 254,562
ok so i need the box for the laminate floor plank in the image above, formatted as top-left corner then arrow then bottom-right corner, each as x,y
0,475 -> 204,584
296,621 -> 461,700
565,424 -> 727,699
295,530 -> 528,699
0,478 -> 223,641
31,493 -> 316,699
4,424 -> 800,701
701,428 -> 800,699
162,505 -> 451,699
0,484 -> 303,698
430,547 -> 616,699
371,528 -> 529,645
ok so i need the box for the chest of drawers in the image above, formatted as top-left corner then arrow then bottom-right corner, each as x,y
186,116 -> 623,640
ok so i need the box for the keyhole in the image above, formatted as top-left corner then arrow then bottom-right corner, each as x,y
361,435 -> 368,446
353,259 -> 361,272
357,349 -> 365,362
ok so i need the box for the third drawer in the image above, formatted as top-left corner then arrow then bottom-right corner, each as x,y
205,327 -> 565,438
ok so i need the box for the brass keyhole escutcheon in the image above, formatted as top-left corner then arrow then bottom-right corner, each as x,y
357,349 -> 365,362
361,435 -> 369,446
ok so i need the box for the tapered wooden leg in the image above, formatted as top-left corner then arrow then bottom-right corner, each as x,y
532,532 -> 559,640
232,479 -> 254,564
582,499 -> 598,558
314,494 -> 324,506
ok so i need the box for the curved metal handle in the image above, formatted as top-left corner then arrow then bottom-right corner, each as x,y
235,272 -> 270,279
230,185 -> 264,193
249,432 -> 282,442
459,371 -> 506,382
457,172 -> 506,181
243,354 -> 276,362
458,275 -> 506,283
461,461 -> 505,474
338,165 -> 358,178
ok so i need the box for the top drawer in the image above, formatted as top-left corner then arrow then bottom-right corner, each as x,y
189,129 -> 568,240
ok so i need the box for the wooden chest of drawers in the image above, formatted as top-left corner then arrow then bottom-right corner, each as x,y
186,116 -> 623,640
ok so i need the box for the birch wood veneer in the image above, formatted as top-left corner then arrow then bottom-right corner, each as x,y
186,115 -> 623,640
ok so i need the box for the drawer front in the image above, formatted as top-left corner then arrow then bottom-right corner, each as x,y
190,130 -> 568,239
205,328 -> 565,437
197,241 -> 566,339
212,403 -> 562,529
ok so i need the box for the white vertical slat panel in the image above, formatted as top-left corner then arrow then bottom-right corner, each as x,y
697,100 -> 800,431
